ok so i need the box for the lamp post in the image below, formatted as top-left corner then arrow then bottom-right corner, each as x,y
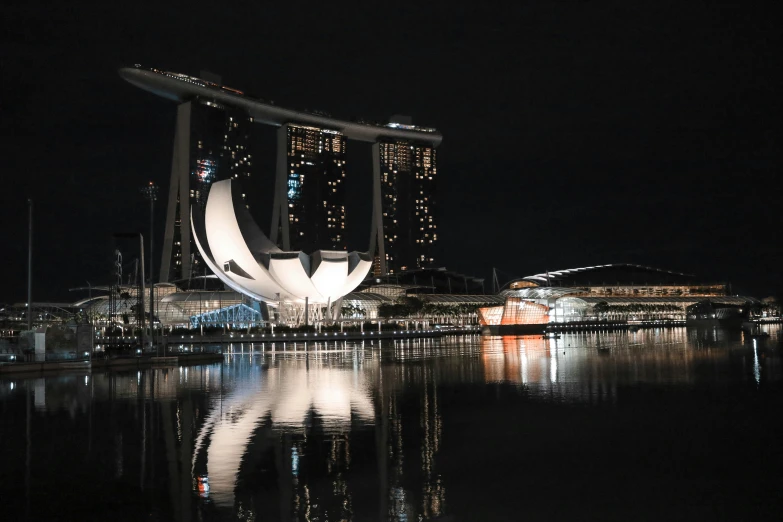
141,182 -> 159,354
114,233 -> 146,352
27,199 -> 32,332
87,280 -> 93,362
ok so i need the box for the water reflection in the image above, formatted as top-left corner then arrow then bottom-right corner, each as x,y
0,326 -> 781,521
193,354 -> 375,508
479,327 -> 782,404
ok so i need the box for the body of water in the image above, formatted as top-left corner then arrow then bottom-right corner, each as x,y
1,326 -> 781,521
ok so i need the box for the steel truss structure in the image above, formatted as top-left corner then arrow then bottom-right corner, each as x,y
190,303 -> 261,329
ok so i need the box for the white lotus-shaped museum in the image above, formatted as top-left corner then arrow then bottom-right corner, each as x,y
191,179 -> 372,304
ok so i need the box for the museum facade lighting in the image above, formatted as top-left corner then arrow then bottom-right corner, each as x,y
191,179 -> 371,305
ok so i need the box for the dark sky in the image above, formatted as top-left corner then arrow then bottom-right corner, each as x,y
1,1 -> 780,302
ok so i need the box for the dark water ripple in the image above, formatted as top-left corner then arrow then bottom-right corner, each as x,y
1,326 -> 781,521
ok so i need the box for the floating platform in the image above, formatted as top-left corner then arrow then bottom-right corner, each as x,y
481,320 -> 687,336
0,352 -> 226,376
481,324 -> 547,335
0,360 -> 91,375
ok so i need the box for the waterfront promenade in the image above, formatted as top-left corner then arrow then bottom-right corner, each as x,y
0,327 -> 479,375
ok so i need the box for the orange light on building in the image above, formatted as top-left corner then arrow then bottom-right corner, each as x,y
500,297 -> 549,325
477,305 -> 504,326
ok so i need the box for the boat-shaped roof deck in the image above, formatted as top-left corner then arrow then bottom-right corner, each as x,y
120,66 -> 443,146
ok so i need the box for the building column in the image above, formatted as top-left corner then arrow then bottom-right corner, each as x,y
270,124 -> 291,250
369,142 -> 386,275
332,297 -> 343,323
159,101 -> 191,282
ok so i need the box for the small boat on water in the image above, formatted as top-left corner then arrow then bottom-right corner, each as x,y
543,332 -> 561,339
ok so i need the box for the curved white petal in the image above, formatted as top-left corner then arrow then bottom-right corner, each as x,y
192,179 -> 371,305
340,253 -> 373,297
203,181 -> 292,301
310,252 -> 350,302
267,253 -> 323,301
191,211 -> 267,301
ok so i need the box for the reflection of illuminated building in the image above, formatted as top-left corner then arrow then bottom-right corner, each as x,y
482,335 -> 559,387
185,345 -> 452,521
418,370 -> 445,519
379,354 -> 446,521
11,328 -> 778,521
191,356 -> 375,508
478,328 -> 742,403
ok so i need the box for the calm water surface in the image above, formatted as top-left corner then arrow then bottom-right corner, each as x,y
1,326 -> 782,521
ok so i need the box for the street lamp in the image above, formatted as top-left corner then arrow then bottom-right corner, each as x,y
27,199 -> 33,332
141,182 -> 159,354
113,232 -> 146,352
86,280 -> 93,362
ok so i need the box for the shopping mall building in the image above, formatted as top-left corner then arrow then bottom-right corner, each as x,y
478,264 -> 760,333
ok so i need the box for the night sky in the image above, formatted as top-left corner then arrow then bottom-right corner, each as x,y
1,1 -> 780,303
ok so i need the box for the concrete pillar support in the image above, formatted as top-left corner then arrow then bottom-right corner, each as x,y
160,102 -> 192,282
270,124 -> 291,250
369,142 -> 386,275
